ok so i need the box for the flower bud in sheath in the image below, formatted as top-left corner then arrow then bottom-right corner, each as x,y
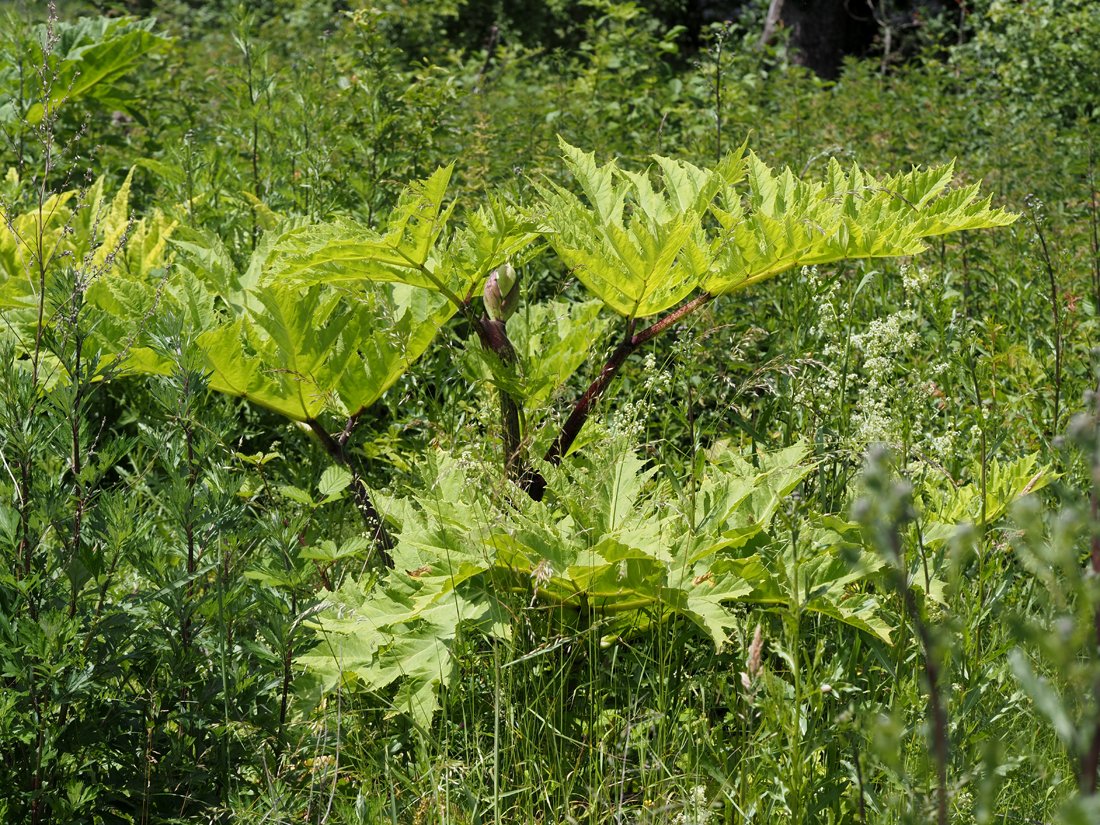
484,262 -> 520,321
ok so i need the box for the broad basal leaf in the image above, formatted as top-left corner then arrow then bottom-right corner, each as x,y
919,454 -> 1055,546
300,441 -> 894,727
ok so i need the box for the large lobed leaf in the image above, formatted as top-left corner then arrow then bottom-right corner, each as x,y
537,138 -> 746,318
300,449 -> 1056,727
194,280 -> 456,422
539,142 -> 1013,319
268,170 -> 538,303
0,168 -> 178,384
462,298 -> 611,411
704,154 -> 1016,294
299,440 -> 900,726
270,166 -> 458,292
66,202 -> 459,423
6,16 -> 169,125
918,454 -> 1056,547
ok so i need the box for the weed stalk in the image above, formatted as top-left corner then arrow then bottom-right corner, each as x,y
1088,139 -> 1100,315
855,450 -> 950,825
1082,375 -> 1100,792
1026,195 -> 1063,434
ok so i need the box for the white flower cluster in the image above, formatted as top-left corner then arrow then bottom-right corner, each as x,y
672,785 -> 712,825
608,397 -> 655,440
671,327 -> 702,364
641,351 -> 673,395
900,262 -> 932,297
791,264 -> 961,464
850,310 -> 921,445
924,428 -> 960,459
609,352 -> 672,440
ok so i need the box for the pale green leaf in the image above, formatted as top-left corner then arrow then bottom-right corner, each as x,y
705,154 -> 1016,295
541,140 -> 738,317
318,465 -> 353,499
23,17 -> 168,124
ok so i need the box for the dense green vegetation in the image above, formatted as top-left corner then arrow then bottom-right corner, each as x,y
1,1 -> 1098,822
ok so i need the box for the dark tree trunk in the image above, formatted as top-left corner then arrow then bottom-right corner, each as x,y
780,0 -> 878,78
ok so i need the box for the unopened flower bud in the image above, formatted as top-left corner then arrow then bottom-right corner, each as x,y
484,262 -> 520,321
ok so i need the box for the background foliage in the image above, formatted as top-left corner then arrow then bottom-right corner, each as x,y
0,0 -> 1098,823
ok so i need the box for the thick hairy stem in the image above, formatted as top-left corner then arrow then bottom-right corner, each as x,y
526,292 -> 716,501
474,315 -> 525,481
532,340 -> 632,498
306,419 -> 394,568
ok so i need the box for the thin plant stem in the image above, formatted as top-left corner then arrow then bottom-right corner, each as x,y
788,516 -> 805,825
1026,197 -> 1063,434
1088,138 -> 1100,316
1083,377 -> 1100,793
306,417 -> 395,567
888,522 -> 950,825
713,25 -> 724,164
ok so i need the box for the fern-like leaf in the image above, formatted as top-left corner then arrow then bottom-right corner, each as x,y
704,154 -> 1016,295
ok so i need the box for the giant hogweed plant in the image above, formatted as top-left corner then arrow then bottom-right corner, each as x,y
41,141 -> 1007,549
528,141 -> 1017,483
299,439 -> 1055,729
2,139 -> 1018,726
164,168 -> 536,558
266,138 -> 1014,515
268,142 -> 1020,725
